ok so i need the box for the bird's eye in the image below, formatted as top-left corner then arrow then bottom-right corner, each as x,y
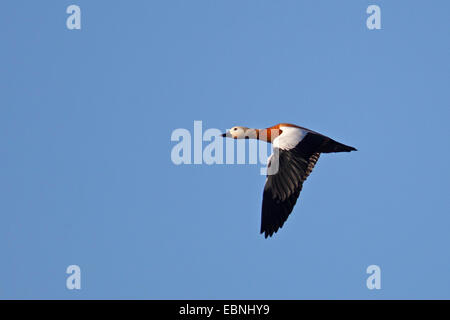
234,128 -> 238,131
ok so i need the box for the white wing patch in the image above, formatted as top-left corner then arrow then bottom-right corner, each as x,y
272,126 -> 307,150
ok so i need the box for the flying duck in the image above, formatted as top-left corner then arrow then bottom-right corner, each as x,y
221,123 -> 356,238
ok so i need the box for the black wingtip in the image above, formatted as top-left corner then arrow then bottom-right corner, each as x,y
261,228 -> 278,239
260,229 -> 271,239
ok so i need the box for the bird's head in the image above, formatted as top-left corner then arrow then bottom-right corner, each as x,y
221,126 -> 258,139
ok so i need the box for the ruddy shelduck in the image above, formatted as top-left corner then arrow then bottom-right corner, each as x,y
221,123 -> 356,238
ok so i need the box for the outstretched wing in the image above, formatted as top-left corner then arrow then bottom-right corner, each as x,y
260,130 -> 329,238
260,126 -> 357,238
261,150 -> 320,238
259,124 -> 357,238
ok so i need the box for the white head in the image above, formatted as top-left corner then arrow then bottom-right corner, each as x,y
221,126 -> 257,139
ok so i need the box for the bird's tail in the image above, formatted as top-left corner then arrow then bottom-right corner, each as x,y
320,138 -> 357,153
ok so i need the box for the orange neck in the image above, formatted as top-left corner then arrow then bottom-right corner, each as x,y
256,126 -> 283,143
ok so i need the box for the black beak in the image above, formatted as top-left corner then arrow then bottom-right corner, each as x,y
220,133 -> 227,137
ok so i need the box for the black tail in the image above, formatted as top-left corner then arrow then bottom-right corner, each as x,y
320,138 -> 357,153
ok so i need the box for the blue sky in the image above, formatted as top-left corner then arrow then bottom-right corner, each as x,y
1,1 -> 449,299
